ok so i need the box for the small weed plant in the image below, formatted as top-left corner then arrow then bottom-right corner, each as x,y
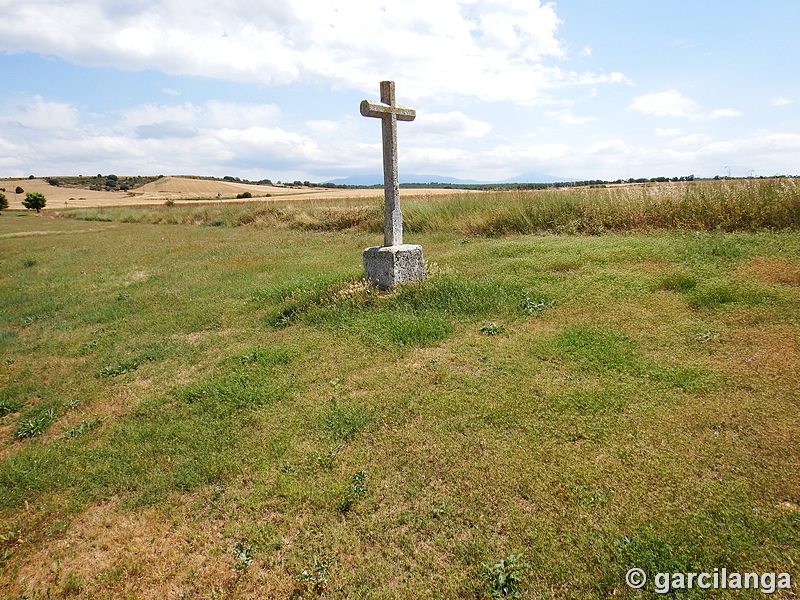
338,470 -> 369,513
63,417 -> 104,438
232,541 -> 253,571
61,571 -> 84,596
99,359 -> 140,377
521,295 -> 555,315
297,557 -> 332,595
480,322 -> 507,336
481,554 -> 530,599
15,407 -> 56,439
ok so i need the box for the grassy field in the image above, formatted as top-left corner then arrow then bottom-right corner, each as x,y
1,182 -> 799,598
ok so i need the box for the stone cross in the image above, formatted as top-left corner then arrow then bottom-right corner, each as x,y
360,81 -> 416,247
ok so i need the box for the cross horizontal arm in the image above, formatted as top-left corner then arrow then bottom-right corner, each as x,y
360,100 -> 416,122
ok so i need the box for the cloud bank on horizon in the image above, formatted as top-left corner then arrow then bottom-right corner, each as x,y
0,0 -> 798,182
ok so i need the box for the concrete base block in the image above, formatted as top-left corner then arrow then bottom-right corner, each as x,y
363,244 -> 425,290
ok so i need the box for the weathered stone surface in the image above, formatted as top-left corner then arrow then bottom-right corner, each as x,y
360,81 -> 424,290
363,244 -> 425,290
360,81 -> 416,247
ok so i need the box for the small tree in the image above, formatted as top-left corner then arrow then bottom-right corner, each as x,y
22,191 -> 47,213
15,186 -> 24,195
0,192 -> 8,211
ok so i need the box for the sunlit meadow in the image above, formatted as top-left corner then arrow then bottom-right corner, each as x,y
1,179 -> 798,598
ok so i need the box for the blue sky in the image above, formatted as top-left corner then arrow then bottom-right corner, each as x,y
1,0 -> 798,183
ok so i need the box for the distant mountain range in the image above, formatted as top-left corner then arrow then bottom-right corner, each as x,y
324,171 -> 575,186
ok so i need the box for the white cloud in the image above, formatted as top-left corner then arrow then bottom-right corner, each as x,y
0,0 -> 627,106
631,90 -> 698,118
0,96 -> 331,178
412,112 -> 492,138
770,96 -> 793,107
668,133 -> 713,149
631,89 -> 741,121
671,39 -> 696,50
117,101 -> 281,134
4,95 -> 80,131
655,128 -> 683,137
548,111 -> 597,125
707,108 -> 743,119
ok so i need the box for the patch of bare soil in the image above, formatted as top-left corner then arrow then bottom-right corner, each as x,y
740,257 -> 800,286
4,496 -> 312,599
7,500 -> 233,599
710,320 -> 800,392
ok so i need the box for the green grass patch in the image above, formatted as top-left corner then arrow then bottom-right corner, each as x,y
267,272 -> 549,347
98,341 -> 176,378
176,346 -> 291,412
544,326 -> 645,375
322,404 -> 376,442
539,325 -> 715,392
657,272 -> 698,293
686,280 -> 773,309
0,345 -> 296,509
0,330 -> 18,347
0,390 -> 25,417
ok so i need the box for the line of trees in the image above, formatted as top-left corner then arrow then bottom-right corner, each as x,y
46,174 -> 161,192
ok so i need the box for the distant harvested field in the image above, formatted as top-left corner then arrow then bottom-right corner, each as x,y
0,176 -> 477,210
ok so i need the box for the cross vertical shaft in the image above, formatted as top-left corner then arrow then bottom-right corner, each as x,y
380,81 -> 401,246
360,81 -> 416,247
